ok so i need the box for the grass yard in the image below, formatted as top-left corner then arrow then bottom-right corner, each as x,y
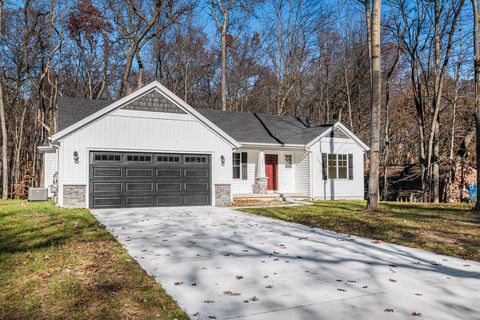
240,201 -> 480,261
0,200 -> 187,320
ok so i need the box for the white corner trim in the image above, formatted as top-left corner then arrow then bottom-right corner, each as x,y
306,122 -> 370,151
51,81 -> 241,148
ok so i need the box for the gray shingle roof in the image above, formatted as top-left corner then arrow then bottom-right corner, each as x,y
196,109 -> 332,145
57,97 -> 333,145
57,97 -> 112,131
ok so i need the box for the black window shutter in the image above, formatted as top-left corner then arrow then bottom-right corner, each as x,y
241,152 -> 248,180
348,153 -> 353,180
321,153 -> 327,180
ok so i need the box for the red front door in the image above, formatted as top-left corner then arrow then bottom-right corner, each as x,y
265,154 -> 278,190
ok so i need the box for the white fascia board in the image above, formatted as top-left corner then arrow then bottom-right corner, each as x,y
51,81 -> 241,148
306,122 -> 370,151
37,145 -> 55,153
238,142 -> 306,150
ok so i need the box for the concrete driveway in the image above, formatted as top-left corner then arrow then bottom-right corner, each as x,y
91,206 -> 480,320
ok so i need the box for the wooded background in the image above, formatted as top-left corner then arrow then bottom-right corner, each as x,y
0,0 -> 476,202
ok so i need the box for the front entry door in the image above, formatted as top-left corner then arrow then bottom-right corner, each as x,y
265,154 -> 278,190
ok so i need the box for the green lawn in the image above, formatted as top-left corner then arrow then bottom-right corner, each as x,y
0,200 -> 187,320
240,201 -> 480,261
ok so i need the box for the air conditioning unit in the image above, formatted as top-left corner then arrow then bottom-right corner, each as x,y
28,188 -> 48,201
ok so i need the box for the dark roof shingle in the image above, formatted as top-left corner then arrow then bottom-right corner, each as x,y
56,97 -> 333,145
196,108 -> 332,144
57,97 -> 112,131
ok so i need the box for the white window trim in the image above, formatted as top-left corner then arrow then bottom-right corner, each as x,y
327,153 -> 349,180
233,152 -> 242,180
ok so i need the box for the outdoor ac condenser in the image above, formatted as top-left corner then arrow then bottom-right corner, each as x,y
28,188 -> 48,201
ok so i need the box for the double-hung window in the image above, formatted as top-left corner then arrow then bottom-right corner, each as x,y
233,152 -> 248,180
325,153 -> 351,180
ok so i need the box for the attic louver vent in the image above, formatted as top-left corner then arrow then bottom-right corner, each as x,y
122,90 -> 186,114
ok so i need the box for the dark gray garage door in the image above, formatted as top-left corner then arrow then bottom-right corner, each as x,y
89,151 -> 211,208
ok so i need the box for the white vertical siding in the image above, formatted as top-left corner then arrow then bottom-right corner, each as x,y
43,150 -> 58,197
310,137 -> 365,200
295,152 -> 310,194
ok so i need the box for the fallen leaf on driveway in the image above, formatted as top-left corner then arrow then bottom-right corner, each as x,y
204,300 -> 214,303
362,285 -> 368,288
411,312 -> 422,317
265,285 -> 273,289
384,309 -> 394,312
249,296 -> 259,301
389,279 -> 397,282
236,276 -> 243,280
174,282 -> 183,286
337,288 -> 347,292
414,293 -> 423,296
223,291 -> 241,296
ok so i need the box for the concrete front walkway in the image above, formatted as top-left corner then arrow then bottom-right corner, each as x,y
92,206 -> 480,320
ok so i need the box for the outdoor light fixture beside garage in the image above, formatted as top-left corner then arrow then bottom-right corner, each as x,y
73,151 -> 79,164
221,155 -> 225,166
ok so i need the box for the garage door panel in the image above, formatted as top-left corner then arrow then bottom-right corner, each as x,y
92,182 -> 123,192
126,168 -> 153,178
126,182 -> 154,192
156,195 -> 182,206
156,182 -> 182,191
185,194 -> 209,205
93,168 -> 123,178
92,197 -> 123,208
90,151 -> 210,208
156,168 -> 182,178
184,169 -> 208,178
126,196 -> 154,207
185,182 -> 209,192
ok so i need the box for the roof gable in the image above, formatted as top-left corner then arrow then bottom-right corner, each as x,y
121,90 -> 186,114
51,81 -> 240,148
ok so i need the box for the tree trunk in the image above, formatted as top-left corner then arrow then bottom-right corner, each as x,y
221,15 -> 227,111
472,0 -> 480,211
0,2 -> 7,199
366,0 -> 382,212
0,82 -> 7,199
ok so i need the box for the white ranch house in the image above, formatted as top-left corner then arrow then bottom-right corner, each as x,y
40,81 -> 369,208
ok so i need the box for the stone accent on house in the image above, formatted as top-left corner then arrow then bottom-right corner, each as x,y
215,184 -> 232,206
122,90 -> 186,114
253,177 -> 268,194
63,185 -> 86,208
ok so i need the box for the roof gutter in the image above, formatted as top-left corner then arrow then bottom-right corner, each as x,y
238,142 -> 306,149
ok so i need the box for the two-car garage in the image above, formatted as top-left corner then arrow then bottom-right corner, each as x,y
89,151 -> 211,208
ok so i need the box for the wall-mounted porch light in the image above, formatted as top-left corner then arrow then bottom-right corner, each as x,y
221,155 -> 225,166
73,151 -> 79,164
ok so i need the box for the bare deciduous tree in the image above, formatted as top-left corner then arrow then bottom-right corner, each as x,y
366,0 -> 382,212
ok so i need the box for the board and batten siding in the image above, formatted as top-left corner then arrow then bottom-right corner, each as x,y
231,149 -> 310,195
310,136 -> 365,200
57,109 -> 234,207
43,150 -> 58,197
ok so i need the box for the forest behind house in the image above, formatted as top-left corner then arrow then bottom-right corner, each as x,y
0,0 -> 477,203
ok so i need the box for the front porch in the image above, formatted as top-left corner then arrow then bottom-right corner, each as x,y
231,148 -> 311,197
